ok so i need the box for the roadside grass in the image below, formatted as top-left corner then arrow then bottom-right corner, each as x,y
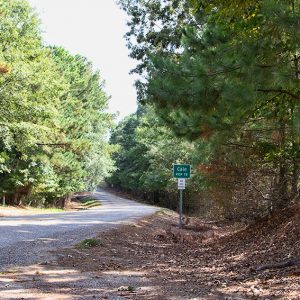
77,238 -> 104,249
128,286 -> 136,292
156,208 -> 172,216
0,206 -> 65,216
118,286 -> 137,293
0,195 -> 101,217
0,269 -> 18,275
80,197 -> 101,209
26,207 -> 65,213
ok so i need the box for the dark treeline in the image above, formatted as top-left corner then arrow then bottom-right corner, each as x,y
108,0 -> 300,220
0,0 -> 113,207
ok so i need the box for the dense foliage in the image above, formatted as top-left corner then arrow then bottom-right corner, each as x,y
112,0 -> 300,219
0,0 -> 113,206
108,106 -> 204,212
109,107 -> 193,191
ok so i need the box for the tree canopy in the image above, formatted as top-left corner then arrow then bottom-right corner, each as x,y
0,0 -> 113,206
112,0 -> 300,218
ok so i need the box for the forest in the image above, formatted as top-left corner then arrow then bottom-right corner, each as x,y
0,1 -> 299,298
0,0 -> 299,221
0,0 -> 114,207
108,0 -> 300,220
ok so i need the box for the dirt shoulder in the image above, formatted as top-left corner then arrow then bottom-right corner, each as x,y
1,209 -> 299,299
0,193 -> 99,217
0,206 -> 65,217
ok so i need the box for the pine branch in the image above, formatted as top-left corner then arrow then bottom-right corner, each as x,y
256,259 -> 300,272
184,67 -> 241,78
247,178 -> 271,201
242,127 -> 279,132
36,143 -> 68,147
256,89 -> 300,100
223,142 -> 255,149
244,92 -> 283,121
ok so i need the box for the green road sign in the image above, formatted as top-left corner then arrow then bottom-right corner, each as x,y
173,164 -> 191,179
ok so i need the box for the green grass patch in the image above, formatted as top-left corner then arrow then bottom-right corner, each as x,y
0,269 -> 18,274
80,197 -> 101,208
127,286 -> 136,292
156,208 -> 171,216
77,238 -> 103,249
29,207 -> 65,213
0,206 -> 65,214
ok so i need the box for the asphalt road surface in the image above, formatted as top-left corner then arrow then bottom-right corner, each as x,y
0,189 -> 158,271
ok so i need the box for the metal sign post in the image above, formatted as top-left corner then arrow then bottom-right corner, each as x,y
173,165 -> 190,229
179,189 -> 183,228
178,178 -> 185,228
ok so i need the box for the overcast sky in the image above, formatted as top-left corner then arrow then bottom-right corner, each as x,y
27,0 -> 138,121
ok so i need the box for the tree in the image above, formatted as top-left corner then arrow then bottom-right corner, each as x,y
146,0 -> 300,209
120,0 -> 300,216
0,0 -> 114,206
108,106 -> 195,208
49,47 -> 114,200
0,0 -> 65,204
118,0 -> 193,99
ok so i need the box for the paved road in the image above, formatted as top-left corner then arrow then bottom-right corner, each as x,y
0,189 -> 158,271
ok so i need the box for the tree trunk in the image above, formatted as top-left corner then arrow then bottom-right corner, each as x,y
57,194 -> 72,208
276,122 -> 289,209
292,158 -> 299,200
291,48 -> 299,200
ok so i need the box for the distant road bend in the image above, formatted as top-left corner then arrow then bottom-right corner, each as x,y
0,189 -> 158,271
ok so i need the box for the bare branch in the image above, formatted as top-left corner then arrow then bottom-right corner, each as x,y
256,89 -> 300,100
247,178 -> 272,201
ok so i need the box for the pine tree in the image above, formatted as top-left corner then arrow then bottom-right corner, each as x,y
146,0 -> 300,208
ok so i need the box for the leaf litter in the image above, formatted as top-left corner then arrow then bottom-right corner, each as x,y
1,207 -> 299,299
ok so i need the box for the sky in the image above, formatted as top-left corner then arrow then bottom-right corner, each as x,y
27,0 -> 138,121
